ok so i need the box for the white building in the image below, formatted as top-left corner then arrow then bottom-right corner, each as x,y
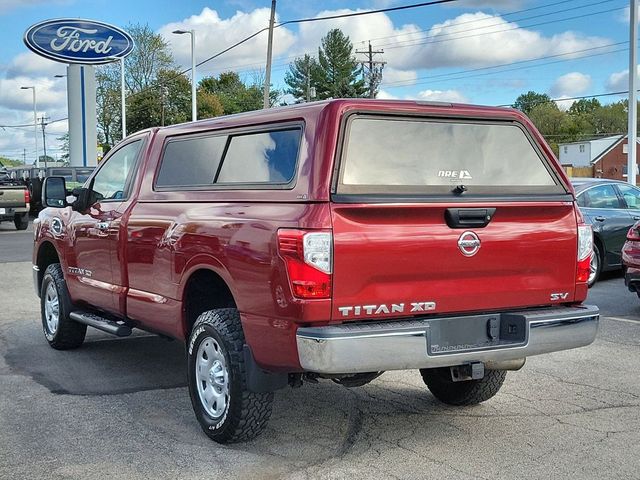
558,135 -> 622,167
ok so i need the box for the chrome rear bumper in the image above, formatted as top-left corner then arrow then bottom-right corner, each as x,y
296,305 -> 599,374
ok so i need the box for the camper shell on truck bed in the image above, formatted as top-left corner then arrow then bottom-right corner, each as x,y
33,99 -> 598,443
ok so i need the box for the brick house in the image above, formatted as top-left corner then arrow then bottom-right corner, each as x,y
558,135 -> 640,181
591,136 -> 640,183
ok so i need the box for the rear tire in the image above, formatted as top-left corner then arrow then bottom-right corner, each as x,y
187,308 -> 273,443
40,263 -> 86,350
420,367 -> 506,406
14,213 -> 28,230
588,242 -> 602,288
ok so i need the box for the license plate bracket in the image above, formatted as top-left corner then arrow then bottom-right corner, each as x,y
427,313 -> 527,355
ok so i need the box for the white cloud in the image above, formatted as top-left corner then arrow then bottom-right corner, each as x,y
448,0 -> 526,9
289,9 -> 610,77
414,89 -> 469,103
294,9 -> 423,72
553,96 -> 576,111
375,88 -> 468,103
376,89 -> 398,100
0,76 -> 66,111
550,72 -> 591,97
405,13 -> 611,70
382,67 -> 417,85
5,52 -> 65,79
159,7 -> 296,77
607,66 -> 640,91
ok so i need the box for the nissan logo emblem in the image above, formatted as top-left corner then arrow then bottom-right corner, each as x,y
458,231 -> 481,256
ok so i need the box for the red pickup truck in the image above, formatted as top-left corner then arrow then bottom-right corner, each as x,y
34,99 -> 599,443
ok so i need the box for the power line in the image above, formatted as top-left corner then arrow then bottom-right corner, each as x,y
125,0 -> 460,103
207,0 -> 617,77
381,43 -> 629,88
379,5 -> 627,50
497,91 -> 629,108
374,0 -> 618,50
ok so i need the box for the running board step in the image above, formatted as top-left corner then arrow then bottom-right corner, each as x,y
69,311 -> 132,337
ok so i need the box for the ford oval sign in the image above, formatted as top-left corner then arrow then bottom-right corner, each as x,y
24,19 -> 134,65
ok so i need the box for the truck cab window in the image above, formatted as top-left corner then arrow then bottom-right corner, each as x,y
92,141 -> 142,201
216,129 -> 301,184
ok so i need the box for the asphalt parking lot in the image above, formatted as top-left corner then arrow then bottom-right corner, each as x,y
1,220 -> 639,480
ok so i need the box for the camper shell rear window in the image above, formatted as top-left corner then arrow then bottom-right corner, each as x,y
335,114 -> 566,197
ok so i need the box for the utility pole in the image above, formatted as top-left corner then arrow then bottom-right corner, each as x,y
22,149 -> 26,165
629,0 -> 638,186
306,61 -> 310,103
356,42 -> 386,99
38,115 -> 50,169
263,0 -> 276,109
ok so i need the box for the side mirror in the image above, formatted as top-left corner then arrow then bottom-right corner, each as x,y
42,176 -> 67,208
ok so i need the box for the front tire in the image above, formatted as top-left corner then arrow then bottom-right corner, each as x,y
40,263 -> 86,350
420,367 -> 506,406
187,308 -> 273,443
14,213 -> 28,230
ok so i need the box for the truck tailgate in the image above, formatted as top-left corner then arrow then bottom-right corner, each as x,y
330,201 -> 577,321
329,113 -> 577,321
0,186 -> 27,208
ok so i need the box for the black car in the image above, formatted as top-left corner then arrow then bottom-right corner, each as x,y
572,178 -> 640,285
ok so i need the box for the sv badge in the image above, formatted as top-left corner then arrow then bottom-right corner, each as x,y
550,292 -> 569,301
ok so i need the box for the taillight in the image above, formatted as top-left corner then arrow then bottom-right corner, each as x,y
24,188 -> 30,205
576,224 -> 593,283
627,226 -> 640,241
277,229 -> 332,299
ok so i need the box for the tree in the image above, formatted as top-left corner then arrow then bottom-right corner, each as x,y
199,71 -> 279,114
57,133 -> 70,163
123,24 -> 173,92
96,70 -> 121,146
568,98 -> 601,116
591,101 -> 627,135
197,91 -> 224,119
127,69 -> 192,133
96,23 -> 175,144
285,54 -> 319,102
513,91 -> 552,115
313,29 -> 366,100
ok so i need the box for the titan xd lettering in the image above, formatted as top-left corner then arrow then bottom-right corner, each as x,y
50,27 -> 113,54
67,267 -> 93,278
337,301 -> 436,317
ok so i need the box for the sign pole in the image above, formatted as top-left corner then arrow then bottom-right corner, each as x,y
121,57 -> 126,138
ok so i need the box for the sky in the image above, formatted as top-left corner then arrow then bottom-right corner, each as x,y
0,0 -> 635,162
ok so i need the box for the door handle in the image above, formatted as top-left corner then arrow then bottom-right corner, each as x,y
634,216 -> 640,221
594,216 -> 606,222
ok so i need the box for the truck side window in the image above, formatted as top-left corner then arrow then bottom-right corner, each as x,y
216,129 -> 301,184
156,135 -> 227,187
92,140 -> 142,201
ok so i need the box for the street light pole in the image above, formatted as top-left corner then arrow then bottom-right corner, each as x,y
107,56 -> 127,141
629,0 -> 638,186
172,29 -> 197,122
20,86 -> 38,166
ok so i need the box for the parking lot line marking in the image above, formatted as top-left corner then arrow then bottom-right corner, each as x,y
603,316 -> 640,325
